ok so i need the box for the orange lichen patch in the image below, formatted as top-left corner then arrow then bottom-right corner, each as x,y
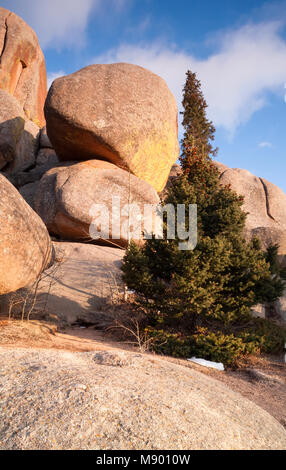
124,123 -> 179,192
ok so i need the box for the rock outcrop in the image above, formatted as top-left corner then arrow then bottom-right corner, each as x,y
0,7 -> 48,178
33,160 -> 160,246
164,163 -> 286,255
0,7 -> 47,127
0,174 -> 52,295
45,63 -> 179,192
164,162 -> 286,254
1,348 -> 286,450
215,164 -> 286,254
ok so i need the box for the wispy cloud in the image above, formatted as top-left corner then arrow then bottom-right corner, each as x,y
2,0 -> 127,49
125,16 -> 151,35
93,20 -> 286,134
258,141 -> 273,148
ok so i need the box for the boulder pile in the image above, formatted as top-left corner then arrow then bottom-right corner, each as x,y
1,7 -> 286,452
1,5 -> 286,320
18,61 -> 179,245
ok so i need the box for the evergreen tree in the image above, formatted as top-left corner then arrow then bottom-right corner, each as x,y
121,70 -> 286,365
181,71 -> 217,159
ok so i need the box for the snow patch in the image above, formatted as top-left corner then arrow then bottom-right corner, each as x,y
188,357 -> 225,371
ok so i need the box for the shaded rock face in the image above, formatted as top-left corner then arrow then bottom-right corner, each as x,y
13,148 -> 60,189
0,7 -> 47,127
0,174 -> 52,295
213,163 -> 286,254
33,160 -> 160,247
9,118 -> 39,173
45,63 -> 179,192
39,126 -> 53,149
19,181 -> 39,209
160,163 -> 182,199
0,89 -> 25,170
272,291 -> 286,322
36,242 -> 125,325
251,305 -> 266,319
0,90 -> 40,174
1,348 -> 286,450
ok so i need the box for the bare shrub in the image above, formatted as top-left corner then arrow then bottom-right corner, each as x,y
7,249 -> 65,322
105,299 -> 153,353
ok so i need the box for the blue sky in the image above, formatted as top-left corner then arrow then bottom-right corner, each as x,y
3,0 -> 286,191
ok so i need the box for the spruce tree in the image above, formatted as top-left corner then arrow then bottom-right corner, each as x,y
121,70 -> 285,364
181,71 -> 217,159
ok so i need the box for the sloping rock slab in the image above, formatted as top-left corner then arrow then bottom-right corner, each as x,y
36,242 -> 125,325
0,348 -> 285,450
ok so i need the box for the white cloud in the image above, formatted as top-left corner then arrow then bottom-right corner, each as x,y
47,71 -> 66,89
258,141 -> 273,148
93,21 -> 286,133
2,0 -> 126,49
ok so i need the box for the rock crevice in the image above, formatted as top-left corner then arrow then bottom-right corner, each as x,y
259,177 -> 276,222
0,13 -> 10,64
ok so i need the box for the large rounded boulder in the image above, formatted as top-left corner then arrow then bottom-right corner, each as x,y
44,63 -> 179,192
0,174 -> 52,295
0,7 -> 47,127
33,160 -> 160,247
